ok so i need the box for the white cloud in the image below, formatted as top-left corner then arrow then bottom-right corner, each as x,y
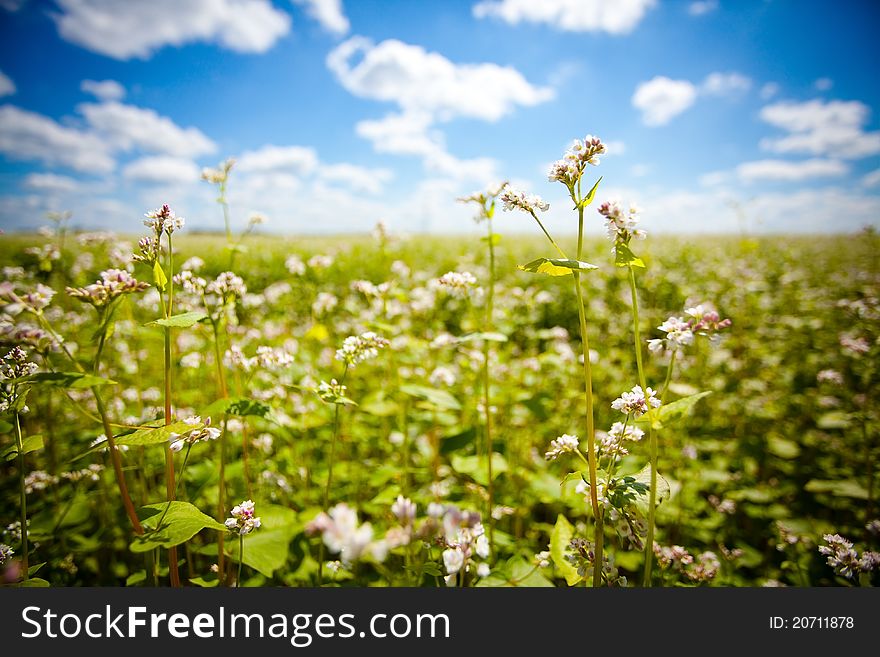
52,0 -> 291,60
0,70 -> 15,97
735,158 -> 848,182
759,99 -> 880,159
0,104 -> 115,173
236,144 -> 319,175
473,0 -> 657,34
355,111 -> 439,157
632,76 -> 697,126
760,82 -> 779,100
22,173 -> 79,193
122,155 -> 200,184
701,71 -> 751,96
318,163 -> 393,194
81,79 -> 125,101
814,77 -> 833,91
79,101 -> 217,158
861,169 -> 880,188
688,0 -> 718,16
328,36 -> 553,122
292,0 -> 349,35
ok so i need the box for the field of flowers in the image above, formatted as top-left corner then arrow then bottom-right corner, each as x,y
0,144 -> 878,588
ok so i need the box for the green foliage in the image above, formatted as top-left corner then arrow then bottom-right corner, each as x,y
1,434 -> 43,461
518,257 -> 598,276
146,311 -> 208,328
550,514 -> 581,586
130,502 -> 227,553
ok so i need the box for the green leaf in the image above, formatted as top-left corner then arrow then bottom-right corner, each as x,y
480,234 -> 502,246
27,562 -> 46,576
116,421 -> 202,447
12,372 -> 116,389
767,436 -> 801,459
450,453 -> 508,485
146,311 -> 208,328
550,514 -> 582,586
518,257 -> 599,277
227,505 -> 298,578
631,464 -> 671,512
817,411 -> 852,430
204,397 -> 272,418
18,578 -> 50,587
440,427 -> 476,454
153,261 -> 167,291
130,501 -> 227,553
1,434 -> 44,462
126,570 -> 146,586
804,479 -> 869,500
399,384 -> 461,411
188,575 -> 220,587
358,391 -> 399,417
638,391 -> 712,430
578,176 -> 602,209
614,243 -> 645,268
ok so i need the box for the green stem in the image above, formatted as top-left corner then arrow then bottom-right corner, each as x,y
660,352 -> 677,404
237,534 -> 244,587
14,411 -> 28,579
529,210 -> 567,259
483,216 -> 496,554
163,234 -> 180,588
628,266 -> 658,587
318,365 -> 348,585
574,204 -> 603,587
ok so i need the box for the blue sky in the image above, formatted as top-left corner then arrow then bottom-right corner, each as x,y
1,0 -> 879,235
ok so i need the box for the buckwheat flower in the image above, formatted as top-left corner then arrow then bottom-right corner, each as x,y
143,204 -> 183,236
206,271 -> 247,300
315,379 -> 349,405
335,331 -> 390,367
168,416 -> 221,453
684,305 -> 732,335
534,550 -> 552,568
66,269 -> 150,308
308,254 -> 334,269
437,271 -> 477,296
61,464 -> 104,483
687,551 -> 721,582
24,470 -> 58,494
598,199 -> 645,246
307,503 -> 382,565
860,551 -> 880,572
867,519 -> 880,537
429,366 -> 457,387
312,292 -> 338,316
255,346 -> 293,370
427,503 -> 446,518
391,496 -> 417,526
0,544 -> 12,565
608,421 -> 644,443
201,158 -> 235,185
839,333 -> 870,355
443,547 -> 465,575
545,434 -> 580,460
225,499 -> 261,535
654,316 -> 695,351
132,235 -> 161,266
611,385 -> 661,417
173,270 -> 207,295
708,495 -> 736,514
499,185 -> 549,214
457,181 -> 507,222
816,369 -> 844,385
248,213 -> 266,226
20,284 -> 56,313
819,533 -> 860,578
285,255 -> 306,275
476,562 -> 491,578
181,256 -> 205,272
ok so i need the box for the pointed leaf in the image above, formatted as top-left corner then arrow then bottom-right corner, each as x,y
399,384 -> 461,411
638,391 -> 712,429
614,243 -> 645,268
204,397 -> 272,418
2,434 -> 43,462
12,372 -> 116,389
146,311 -> 208,328
130,501 -> 227,553
550,514 -> 582,586
518,257 -> 598,277
579,176 -> 602,209
153,261 -> 167,291
116,421 -> 203,447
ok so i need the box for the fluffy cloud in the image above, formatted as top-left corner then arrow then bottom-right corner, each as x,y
814,77 -> 833,92
0,105 -> 115,173
0,70 -> 15,97
861,169 -> 880,188
702,72 -> 751,96
632,76 -> 698,126
735,158 -> 848,182
317,163 -> 393,194
688,0 -> 718,16
122,156 -> 201,184
292,0 -> 349,35
79,101 -> 217,158
81,79 -> 126,101
759,99 -> 880,159
473,0 -> 656,34
22,173 -> 79,193
760,82 -> 780,100
327,36 -> 553,122
52,0 -> 291,60
235,144 -> 319,175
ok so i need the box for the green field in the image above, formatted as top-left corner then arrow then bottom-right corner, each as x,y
0,226 -> 877,587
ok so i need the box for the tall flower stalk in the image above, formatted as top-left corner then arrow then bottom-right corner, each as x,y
457,183 -> 506,553
202,158 -> 238,268
504,134 -> 606,585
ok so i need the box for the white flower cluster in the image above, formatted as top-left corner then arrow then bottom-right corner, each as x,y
648,305 -> 732,354
25,470 -> 59,494
66,269 -> 150,308
335,331 -> 390,367
307,503 -> 388,566
611,385 -> 661,417
173,269 -> 207,295
436,271 -> 477,296
598,200 -> 645,245
441,507 -> 490,585
0,543 -> 13,565
201,158 -> 235,185
169,416 -> 221,453
143,204 -> 185,236
597,422 -> 645,461
819,533 -> 879,579
225,499 -> 261,535
499,185 -> 550,215
1,347 -> 38,414
285,255 -> 306,275
206,271 -> 247,300
61,464 -> 104,483
315,379 -> 349,404
0,283 -> 56,315
547,135 -> 605,186
544,433 -> 580,461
